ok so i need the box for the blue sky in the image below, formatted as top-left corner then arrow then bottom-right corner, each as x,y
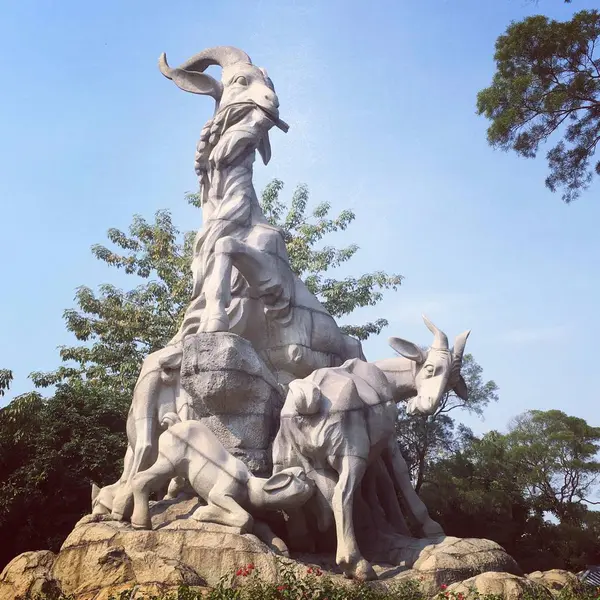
1,0 -> 599,436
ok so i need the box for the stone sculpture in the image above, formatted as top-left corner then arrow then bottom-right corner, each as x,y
0,44 -> 541,598
100,45 -> 366,522
159,46 -> 364,386
84,45 -> 480,587
127,414 -> 313,547
272,316 -> 470,580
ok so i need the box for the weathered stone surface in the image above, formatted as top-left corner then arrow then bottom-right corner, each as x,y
180,332 -> 283,475
127,418 -> 313,531
0,550 -> 60,600
364,537 -> 520,597
52,500 -> 279,599
448,571 -> 552,600
527,569 -> 579,595
8,499 -> 516,599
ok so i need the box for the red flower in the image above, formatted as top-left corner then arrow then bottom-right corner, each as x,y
235,568 -> 243,576
247,563 -> 255,570
242,568 -> 250,577
277,584 -> 287,591
307,567 -> 313,574
440,584 -> 448,590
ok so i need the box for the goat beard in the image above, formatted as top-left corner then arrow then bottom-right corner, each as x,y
205,106 -> 273,169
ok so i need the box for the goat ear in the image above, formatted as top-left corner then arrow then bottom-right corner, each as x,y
453,374 -> 468,401
257,132 -> 272,165
388,337 -> 426,364
168,69 -> 223,100
263,472 -> 292,492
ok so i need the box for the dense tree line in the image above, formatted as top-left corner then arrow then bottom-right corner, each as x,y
1,181 -> 599,574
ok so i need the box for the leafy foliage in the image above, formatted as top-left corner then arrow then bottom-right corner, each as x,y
396,354 -> 499,492
260,180 -> 403,340
477,10 -> 600,202
31,181 -> 401,395
0,369 -> 12,397
422,431 -> 532,563
422,410 -> 600,572
506,409 -> 600,523
0,382 -> 128,570
30,208 -> 196,394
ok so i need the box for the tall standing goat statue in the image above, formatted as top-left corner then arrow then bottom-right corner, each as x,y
100,47 -> 365,522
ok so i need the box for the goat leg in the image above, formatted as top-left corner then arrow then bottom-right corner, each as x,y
329,455 -> 375,581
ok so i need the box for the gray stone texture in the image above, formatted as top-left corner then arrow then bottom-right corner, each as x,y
179,332 -> 284,474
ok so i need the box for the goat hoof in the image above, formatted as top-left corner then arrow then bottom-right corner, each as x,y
131,519 -> 152,530
355,560 -> 377,581
341,559 -> 376,581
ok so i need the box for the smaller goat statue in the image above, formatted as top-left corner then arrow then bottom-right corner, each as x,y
124,413 -> 315,554
272,315 -> 470,581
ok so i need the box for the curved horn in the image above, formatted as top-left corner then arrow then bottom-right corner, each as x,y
422,314 -> 449,350
451,330 -> 471,374
159,46 -> 251,80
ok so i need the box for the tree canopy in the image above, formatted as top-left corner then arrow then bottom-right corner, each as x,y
422,411 -> 600,572
29,180 -> 401,395
0,369 -> 12,397
478,9 -> 600,202
506,409 -> 600,523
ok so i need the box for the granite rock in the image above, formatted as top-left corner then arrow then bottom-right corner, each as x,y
0,550 -> 60,600
447,571 -> 552,600
180,332 -> 284,475
1,498 -> 520,599
527,569 -> 579,595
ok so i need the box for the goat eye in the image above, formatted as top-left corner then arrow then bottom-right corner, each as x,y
235,76 -> 248,86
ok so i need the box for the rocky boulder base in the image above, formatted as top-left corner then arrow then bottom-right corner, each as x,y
0,550 -> 60,600
447,572 -> 553,600
180,332 -> 284,477
0,497 -> 537,600
527,570 -> 579,595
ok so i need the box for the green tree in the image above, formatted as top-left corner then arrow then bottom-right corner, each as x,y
0,369 -> 12,397
421,431 -> 531,561
477,10 -> 600,202
396,353 -> 499,492
0,383 -> 128,570
31,180 -> 401,394
423,410 -> 600,572
506,409 -> 600,524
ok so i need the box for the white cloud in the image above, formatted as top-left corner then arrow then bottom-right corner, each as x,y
497,326 -> 568,344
